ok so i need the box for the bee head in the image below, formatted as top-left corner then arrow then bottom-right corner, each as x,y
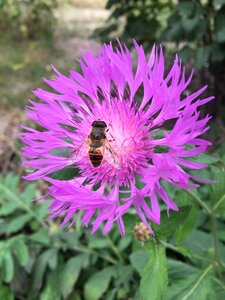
91,120 -> 107,128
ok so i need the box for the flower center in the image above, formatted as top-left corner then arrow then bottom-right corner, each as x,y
82,99 -> 152,186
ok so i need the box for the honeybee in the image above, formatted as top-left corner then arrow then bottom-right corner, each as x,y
70,120 -> 120,168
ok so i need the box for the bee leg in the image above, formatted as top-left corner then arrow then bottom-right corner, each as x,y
106,120 -> 113,131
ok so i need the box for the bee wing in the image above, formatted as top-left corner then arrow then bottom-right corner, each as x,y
101,139 -> 121,169
68,138 -> 89,164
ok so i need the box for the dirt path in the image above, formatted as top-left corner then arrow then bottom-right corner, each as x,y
0,1 -> 109,110
54,3 -> 109,67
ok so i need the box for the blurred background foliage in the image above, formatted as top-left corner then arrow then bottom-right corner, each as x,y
97,0 -> 225,121
0,0 -> 59,39
0,0 -> 225,299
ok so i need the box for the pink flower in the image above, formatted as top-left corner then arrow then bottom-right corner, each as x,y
21,40 -> 213,235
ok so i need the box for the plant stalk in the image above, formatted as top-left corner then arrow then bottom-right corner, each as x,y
211,212 -> 222,278
185,189 -> 212,214
185,189 -> 223,277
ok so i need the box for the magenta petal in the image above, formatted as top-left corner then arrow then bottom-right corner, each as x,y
21,39 -> 213,235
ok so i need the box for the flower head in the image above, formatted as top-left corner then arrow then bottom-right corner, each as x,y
21,40 -> 213,235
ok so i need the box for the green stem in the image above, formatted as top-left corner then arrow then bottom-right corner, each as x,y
212,194 -> 225,213
53,242 -> 118,265
160,241 -> 177,252
106,235 -> 124,263
160,241 -> 213,263
213,278 -> 225,291
185,189 -> 212,214
0,182 -> 47,228
182,265 -> 213,300
71,244 -> 118,265
211,213 -> 222,277
185,190 -> 223,276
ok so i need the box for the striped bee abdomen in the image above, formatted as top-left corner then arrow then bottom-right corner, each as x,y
88,147 -> 103,167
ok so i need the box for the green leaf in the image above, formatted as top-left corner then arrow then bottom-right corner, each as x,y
168,259 -> 197,280
0,175 -> 44,228
190,153 -> 225,171
49,167 -> 80,180
210,42 -> 225,62
105,288 -> 117,300
0,175 -> 20,216
154,145 -> 170,154
14,239 -> 29,267
152,205 -> 192,239
175,203 -> 197,244
34,202 -> 48,219
0,201 -> 18,216
183,229 -> 225,265
40,270 -> 60,300
183,229 -> 212,256
23,183 -> 37,205
217,26 -> 225,42
4,173 -> 19,190
129,250 -> 148,273
213,278 -> 225,299
175,245 -> 193,258
215,7 -> 225,30
0,285 -> 14,300
28,228 -> 50,245
180,46 -> 192,62
214,0 -> 225,4
151,130 -> 165,140
118,236 -> 131,252
135,174 -> 146,190
59,254 -> 89,299
68,291 -> 82,300
182,17 -> 199,33
177,2 -> 195,16
88,235 -> 109,249
114,265 -> 133,287
195,46 -> 211,70
210,164 -> 225,211
6,214 -> 32,234
48,250 -> 58,270
123,213 -> 139,237
30,249 -> 58,291
2,252 -> 14,283
166,264 -> 216,300
140,240 -> 168,300
0,0 -> 6,7
84,267 -> 116,300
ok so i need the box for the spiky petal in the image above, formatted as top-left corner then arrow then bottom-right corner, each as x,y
21,40 -> 213,235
